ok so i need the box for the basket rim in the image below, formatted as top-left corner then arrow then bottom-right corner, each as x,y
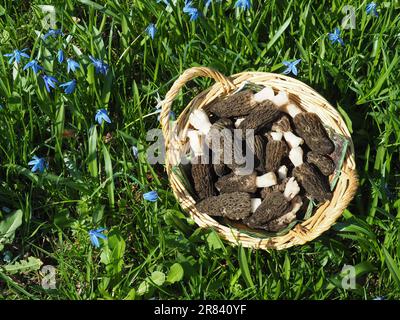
160,68 -> 359,250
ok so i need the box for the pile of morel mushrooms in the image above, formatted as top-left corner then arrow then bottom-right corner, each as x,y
186,86 -> 336,233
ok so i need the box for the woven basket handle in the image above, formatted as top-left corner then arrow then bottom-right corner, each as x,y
160,67 -> 236,148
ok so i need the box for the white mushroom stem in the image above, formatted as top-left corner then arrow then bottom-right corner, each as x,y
253,86 -> 275,102
189,109 -> 212,135
277,165 -> 288,180
270,91 -> 289,107
280,101 -> 302,117
283,131 -> 304,148
289,146 -> 304,167
187,129 -> 204,157
255,172 -> 277,188
270,131 -> 283,141
250,198 -> 262,213
235,118 -> 245,128
283,177 -> 300,201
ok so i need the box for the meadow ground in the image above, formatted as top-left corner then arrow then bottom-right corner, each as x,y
0,0 -> 399,300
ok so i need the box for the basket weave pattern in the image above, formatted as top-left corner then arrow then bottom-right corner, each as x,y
160,67 -> 358,250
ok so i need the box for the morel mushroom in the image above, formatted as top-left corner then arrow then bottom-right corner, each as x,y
289,146 -> 332,202
187,129 -> 204,157
215,171 -> 277,194
206,90 -> 257,117
238,100 -> 281,134
281,103 -> 334,154
265,133 -> 289,172
246,134 -> 266,172
244,178 -> 300,228
195,192 -> 252,220
191,156 -> 215,200
306,151 -> 335,176
262,195 -> 303,232
272,115 -> 304,149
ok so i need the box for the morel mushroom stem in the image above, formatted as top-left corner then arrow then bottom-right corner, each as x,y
270,132 -> 283,141
253,86 -> 275,102
278,165 -> 288,180
189,109 -> 212,135
281,102 -> 302,118
235,118 -> 245,128
270,91 -> 290,107
283,177 -> 300,201
272,115 -> 304,148
215,171 -> 277,194
251,198 -> 262,212
187,129 -> 204,157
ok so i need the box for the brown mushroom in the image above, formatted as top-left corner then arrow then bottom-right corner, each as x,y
243,191 -> 290,228
306,151 -> 335,176
262,195 -> 303,232
261,178 -> 288,198
195,192 -> 252,220
215,171 -> 277,194
289,147 -> 332,202
191,156 -> 216,200
265,134 -> 289,172
272,115 -> 304,149
206,90 -> 257,117
238,100 -> 281,134
245,134 -> 266,172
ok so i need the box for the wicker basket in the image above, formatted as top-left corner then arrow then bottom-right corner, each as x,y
160,67 -> 358,250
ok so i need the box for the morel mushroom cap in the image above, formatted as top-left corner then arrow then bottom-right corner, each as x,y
215,171 -> 277,194
191,156 -> 216,200
289,146 -> 332,202
213,163 -> 230,177
262,195 -> 303,232
244,191 -> 290,228
272,115 -> 292,133
265,138 -> 289,172
206,90 -> 257,118
306,151 -> 335,176
293,112 -> 335,155
238,100 -> 281,134
246,135 -> 266,172
261,177 -> 288,199
189,109 -> 212,135
195,192 -> 252,220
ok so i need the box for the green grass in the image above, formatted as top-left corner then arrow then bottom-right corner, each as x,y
0,0 -> 400,300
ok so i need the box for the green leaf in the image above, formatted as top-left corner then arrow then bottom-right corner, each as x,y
137,280 -> 150,296
102,144 -> 114,207
266,16 -> 292,51
238,246 -> 254,288
166,263 -> 184,284
1,257 -> 43,274
150,271 -> 166,286
0,209 -> 23,249
382,247 -> 400,287
88,126 -> 98,178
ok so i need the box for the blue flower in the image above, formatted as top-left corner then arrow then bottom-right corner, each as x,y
57,49 -> 64,63
328,27 -> 344,46
28,156 -> 48,173
23,59 -> 43,74
234,0 -> 251,10
183,1 -> 200,21
95,109 -> 111,125
146,23 -> 157,40
3,49 -> 30,64
67,58 -> 80,73
132,145 -> 139,159
282,59 -> 302,76
42,75 -> 58,93
88,228 -> 107,248
43,29 -> 63,40
60,79 -> 76,94
89,56 -> 109,75
366,2 -> 378,17
143,190 -> 159,202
